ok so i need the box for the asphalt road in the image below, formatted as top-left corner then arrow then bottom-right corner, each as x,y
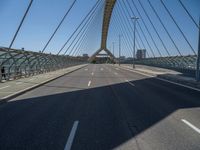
0,64 -> 199,150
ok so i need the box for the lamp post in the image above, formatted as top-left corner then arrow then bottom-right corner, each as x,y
131,17 -> 139,69
112,42 -> 115,56
118,35 -> 122,66
112,42 -> 115,64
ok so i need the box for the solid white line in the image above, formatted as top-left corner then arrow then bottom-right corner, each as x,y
157,77 -> 200,92
91,72 -> 94,76
125,79 -> 135,86
181,119 -> 200,134
119,66 -> 200,92
88,80 -> 91,87
0,85 -> 10,90
64,121 -> 79,150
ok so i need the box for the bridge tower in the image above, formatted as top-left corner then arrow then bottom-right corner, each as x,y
89,0 -> 116,63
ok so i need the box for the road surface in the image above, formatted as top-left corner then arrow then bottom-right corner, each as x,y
0,64 -> 199,150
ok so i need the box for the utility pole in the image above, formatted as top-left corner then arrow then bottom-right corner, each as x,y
119,35 -> 122,66
131,17 -> 139,69
196,18 -> 200,81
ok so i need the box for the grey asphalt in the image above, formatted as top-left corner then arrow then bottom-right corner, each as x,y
0,64 -> 199,150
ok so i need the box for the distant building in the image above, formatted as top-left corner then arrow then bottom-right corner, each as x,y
119,56 -> 125,60
126,57 -> 133,61
136,49 -> 146,59
82,54 -> 89,58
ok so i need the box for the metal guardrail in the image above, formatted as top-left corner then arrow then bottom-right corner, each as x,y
121,55 -> 197,77
122,55 -> 196,69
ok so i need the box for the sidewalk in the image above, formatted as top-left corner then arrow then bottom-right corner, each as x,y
0,64 -> 87,102
116,64 -> 200,89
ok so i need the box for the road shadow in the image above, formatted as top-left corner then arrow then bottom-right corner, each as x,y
0,76 -> 199,150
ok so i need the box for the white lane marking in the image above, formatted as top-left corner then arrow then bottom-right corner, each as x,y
114,72 -> 118,75
29,78 -> 34,81
181,119 -> 200,134
100,68 -> 104,71
157,77 -> 200,92
64,121 -> 79,150
125,79 -> 135,86
84,68 -> 88,71
16,82 -> 23,85
88,80 -> 91,87
119,66 -> 200,92
0,85 -> 10,90
91,72 -> 94,76
115,68 -> 119,70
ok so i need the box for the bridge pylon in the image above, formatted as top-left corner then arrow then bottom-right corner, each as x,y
89,0 -> 116,63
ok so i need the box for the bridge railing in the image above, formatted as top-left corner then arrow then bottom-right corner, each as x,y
0,47 -> 87,82
122,55 -> 197,76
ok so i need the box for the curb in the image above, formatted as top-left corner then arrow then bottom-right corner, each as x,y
0,65 -> 87,104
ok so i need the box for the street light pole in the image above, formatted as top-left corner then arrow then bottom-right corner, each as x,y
112,42 -> 115,56
119,35 -> 122,66
131,17 -> 139,69
112,42 -> 115,64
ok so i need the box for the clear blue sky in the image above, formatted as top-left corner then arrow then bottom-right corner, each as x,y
108,0 -> 200,57
0,0 -> 199,57
0,0 -> 98,54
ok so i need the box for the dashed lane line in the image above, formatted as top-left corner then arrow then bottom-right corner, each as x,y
181,119 -> 200,134
125,79 -> 135,86
0,85 -> 10,90
88,80 -> 91,87
16,82 -> 23,85
64,121 -> 79,150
